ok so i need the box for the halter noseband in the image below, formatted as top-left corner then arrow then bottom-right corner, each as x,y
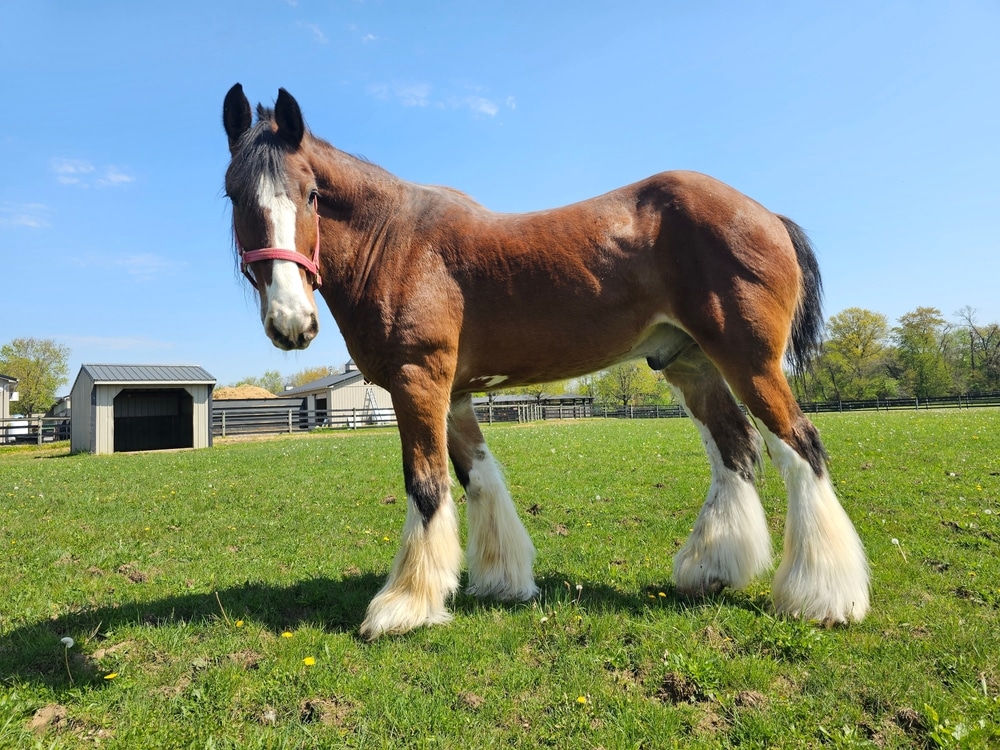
236,196 -> 323,290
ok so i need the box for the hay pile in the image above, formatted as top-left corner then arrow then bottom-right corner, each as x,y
213,385 -> 277,400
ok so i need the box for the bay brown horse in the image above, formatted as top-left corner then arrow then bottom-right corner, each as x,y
222,84 -> 869,640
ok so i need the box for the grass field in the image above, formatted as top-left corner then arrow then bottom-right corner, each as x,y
1,411 -> 998,748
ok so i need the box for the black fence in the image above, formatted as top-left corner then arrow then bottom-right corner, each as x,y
797,391 -> 1000,413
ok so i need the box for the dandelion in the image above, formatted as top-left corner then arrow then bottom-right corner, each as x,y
281,631 -> 293,638
103,672 -> 118,680
303,656 -> 316,666
576,696 -> 588,705
658,592 -> 666,598
891,538 -> 907,562
61,637 -> 75,685
235,620 -> 244,628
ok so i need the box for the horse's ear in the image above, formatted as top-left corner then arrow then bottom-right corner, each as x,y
274,88 -> 305,150
223,83 -> 252,154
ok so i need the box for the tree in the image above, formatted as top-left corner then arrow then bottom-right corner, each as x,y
0,337 -> 70,414
230,369 -> 285,394
955,306 -> 1000,393
290,365 -> 337,387
814,308 -> 897,400
892,307 -> 954,398
594,362 -> 670,407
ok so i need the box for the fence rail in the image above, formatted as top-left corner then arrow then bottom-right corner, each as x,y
212,392 -> 1000,436
8,392 -> 995,445
212,405 -> 396,437
0,416 -> 71,445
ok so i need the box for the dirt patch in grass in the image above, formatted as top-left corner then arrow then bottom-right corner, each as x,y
300,697 -> 355,728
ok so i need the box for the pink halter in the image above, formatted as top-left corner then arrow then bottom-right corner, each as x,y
236,197 -> 323,290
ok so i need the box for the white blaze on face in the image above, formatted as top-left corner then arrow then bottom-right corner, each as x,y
256,173 -> 318,349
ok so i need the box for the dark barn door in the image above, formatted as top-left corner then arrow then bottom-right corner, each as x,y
113,389 -> 194,452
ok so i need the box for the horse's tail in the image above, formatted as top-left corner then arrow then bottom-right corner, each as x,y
778,215 -> 824,377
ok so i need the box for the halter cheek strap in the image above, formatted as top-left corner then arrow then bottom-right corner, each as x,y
236,198 -> 323,291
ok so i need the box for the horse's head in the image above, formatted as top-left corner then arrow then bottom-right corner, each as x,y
223,84 -> 320,351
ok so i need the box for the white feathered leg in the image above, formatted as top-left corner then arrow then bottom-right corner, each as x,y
758,423 -> 870,623
673,414 -> 773,593
465,446 -> 539,601
360,492 -> 462,640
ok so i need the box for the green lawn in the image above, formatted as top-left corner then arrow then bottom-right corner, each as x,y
1,411 -> 998,748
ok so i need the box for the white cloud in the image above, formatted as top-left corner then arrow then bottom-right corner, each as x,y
298,21 -> 327,44
368,81 -> 511,119
397,83 -> 431,107
96,167 -> 135,188
361,33 -> 376,43
369,82 -> 432,107
51,158 -> 95,185
51,158 -> 135,188
464,96 -> 499,117
0,202 -> 52,228
71,252 -> 187,282
113,253 -> 187,281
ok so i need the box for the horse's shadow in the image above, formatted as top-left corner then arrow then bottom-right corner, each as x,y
0,571 -> 752,690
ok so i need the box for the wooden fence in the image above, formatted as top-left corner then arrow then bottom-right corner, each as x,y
9,392 -> 995,444
212,392 -> 1000,437
0,416 -> 71,445
212,405 -> 396,437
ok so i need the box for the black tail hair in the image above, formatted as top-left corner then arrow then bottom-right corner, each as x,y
778,215 -> 824,377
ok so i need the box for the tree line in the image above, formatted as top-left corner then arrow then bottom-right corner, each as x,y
791,306 -> 1000,402
2,304 -> 997,416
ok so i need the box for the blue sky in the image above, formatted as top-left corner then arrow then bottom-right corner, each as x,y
2,1 -> 998,391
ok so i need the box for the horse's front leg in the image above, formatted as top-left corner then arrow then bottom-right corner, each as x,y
448,394 -> 538,601
359,365 -> 463,641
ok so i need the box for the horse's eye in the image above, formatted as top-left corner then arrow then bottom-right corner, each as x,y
308,189 -> 319,207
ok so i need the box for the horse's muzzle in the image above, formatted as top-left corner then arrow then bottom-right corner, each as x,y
265,311 -> 319,350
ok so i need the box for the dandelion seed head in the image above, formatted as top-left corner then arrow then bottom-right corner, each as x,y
60,637 -> 74,648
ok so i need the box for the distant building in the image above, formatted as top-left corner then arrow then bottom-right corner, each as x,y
0,374 -> 17,420
278,360 -> 395,428
70,364 -> 216,454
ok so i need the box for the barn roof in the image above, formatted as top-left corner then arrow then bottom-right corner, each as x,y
278,369 -> 364,396
80,364 -> 216,385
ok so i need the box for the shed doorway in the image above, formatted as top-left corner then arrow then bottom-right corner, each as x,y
113,388 -> 194,452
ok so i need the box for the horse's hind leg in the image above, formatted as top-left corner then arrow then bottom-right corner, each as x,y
662,350 -> 774,594
448,395 -> 538,601
723,360 -> 870,624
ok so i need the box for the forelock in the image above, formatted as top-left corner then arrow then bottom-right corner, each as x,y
227,109 -> 287,196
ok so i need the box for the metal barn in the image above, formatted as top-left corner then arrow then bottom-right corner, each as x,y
0,374 -> 17,420
70,364 -> 216,454
279,360 -> 395,428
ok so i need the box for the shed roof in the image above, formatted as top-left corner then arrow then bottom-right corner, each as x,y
0,373 -> 17,384
278,369 -> 364,397
80,364 -> 216,385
